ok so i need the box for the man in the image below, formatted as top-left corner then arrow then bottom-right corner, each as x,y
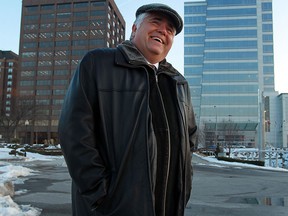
59,3 -> 197,216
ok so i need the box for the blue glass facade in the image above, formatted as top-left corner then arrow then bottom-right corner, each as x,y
184,0 -> 274,147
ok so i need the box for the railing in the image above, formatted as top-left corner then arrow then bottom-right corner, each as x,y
230,148 -> 288,169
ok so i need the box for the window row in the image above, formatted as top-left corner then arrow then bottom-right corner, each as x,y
20,80 -> 69,86
201,84 -> 259,93
201,95 -> 258,106
203,62 -> 258,71
201,107 -> 258,117
206,19 -> 257,28
207,8 -> 256,17
207,0 -> 256,7
25,1 -> 106,12
23,19 -> 105,30
201,73 -> 258,83
21,70 -> 70,77
205,30 -> 257,38
24,10 -> 106,21
22,39 -> 104,49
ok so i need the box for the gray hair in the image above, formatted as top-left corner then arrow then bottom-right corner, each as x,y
130,13 -> 149,40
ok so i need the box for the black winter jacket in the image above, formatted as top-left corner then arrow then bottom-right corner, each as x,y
59,41 -> 197,216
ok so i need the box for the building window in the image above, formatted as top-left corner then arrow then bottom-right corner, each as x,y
39,41 -> 54,48
36,90 -> 51,95
38,61 -> 53,66
91,10 -> 105,16
39,51 -> 53,57
53,80 -> 69,86
37,80 -> 51,86
73,20 -> 89,27
41,4 -> 55,11
22,52 -> 37,58
72,40 -> 88,46
20,90 -> 34,95
35,120 -> 49,126
57,3 -> 71,10
24,24 -> 38,30
23,42 -> 37,49
74,11 -> 88,17
57,12 -> 71,19
39,32 -> 54,39
57,22 -> 72,28
262,24 -> 273,32
51,120 -> 59,126
37,71 -> 52,76
54,60 -> 69,65
55,41 -> 70,47
40,23 -> 55,29
53,89 -> 66,95
8,62 -> 14,67
22,61 -> 36,67
41,14 -> 55,20
25,5 -> 38,12
53,99 -> 64,105
21,71 -> 35,77
54,70 -> 69,76
73,30 -> 88,37
24,15 -> 39,21
74,2 -> 88,8
262,3 -> 272,11
36,100 -> 50,105
20,80 -> 34,86
91,1 -> 106,7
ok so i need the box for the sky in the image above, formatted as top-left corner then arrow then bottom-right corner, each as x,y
0,0 -> 287,93
0,145 -> 287,215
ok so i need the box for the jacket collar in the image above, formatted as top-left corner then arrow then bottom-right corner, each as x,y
116,40 -> 178,75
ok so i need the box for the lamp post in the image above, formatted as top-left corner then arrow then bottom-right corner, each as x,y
214,105 -> 218,147
25,120 -> 29,145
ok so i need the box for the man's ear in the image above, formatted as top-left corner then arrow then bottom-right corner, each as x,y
132,24 -> 137,33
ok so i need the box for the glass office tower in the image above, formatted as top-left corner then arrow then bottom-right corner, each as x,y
184,0 -> 274,148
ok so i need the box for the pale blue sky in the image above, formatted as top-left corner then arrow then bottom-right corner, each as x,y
0,0 -> 287,93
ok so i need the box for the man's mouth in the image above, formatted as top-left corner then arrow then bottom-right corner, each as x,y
151,36 -> 163,44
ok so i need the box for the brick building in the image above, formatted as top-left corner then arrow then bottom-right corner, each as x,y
18,0 -> 125,144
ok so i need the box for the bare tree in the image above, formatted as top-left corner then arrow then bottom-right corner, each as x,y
0,96 -> 36,143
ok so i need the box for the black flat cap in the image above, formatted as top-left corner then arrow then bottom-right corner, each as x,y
136,3 -> 183,35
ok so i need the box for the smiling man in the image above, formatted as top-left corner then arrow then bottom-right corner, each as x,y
59,3 -> 197,216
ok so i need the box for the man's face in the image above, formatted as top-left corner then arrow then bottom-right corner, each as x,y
131,12 -> 176,64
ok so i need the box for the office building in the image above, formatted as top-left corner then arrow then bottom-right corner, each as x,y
0,51 -> 19,117
184,0 -> 274,148
0,51 -> 19,142
18,0 -> 125,144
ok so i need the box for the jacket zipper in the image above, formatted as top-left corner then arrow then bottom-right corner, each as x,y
154,71 -> 171,216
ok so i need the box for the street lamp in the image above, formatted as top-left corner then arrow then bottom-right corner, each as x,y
25,120 -> 29,145
214,106 -> 218,147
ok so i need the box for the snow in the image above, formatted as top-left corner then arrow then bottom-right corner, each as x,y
0,146 -> 61,216
197,153 -> 288,172
0,145 -> 287,216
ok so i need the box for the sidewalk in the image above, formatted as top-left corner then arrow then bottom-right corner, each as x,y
13,158 -> 72,216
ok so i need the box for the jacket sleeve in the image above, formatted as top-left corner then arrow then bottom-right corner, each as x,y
58,52 -> 109,208
187,85 -> 197,151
